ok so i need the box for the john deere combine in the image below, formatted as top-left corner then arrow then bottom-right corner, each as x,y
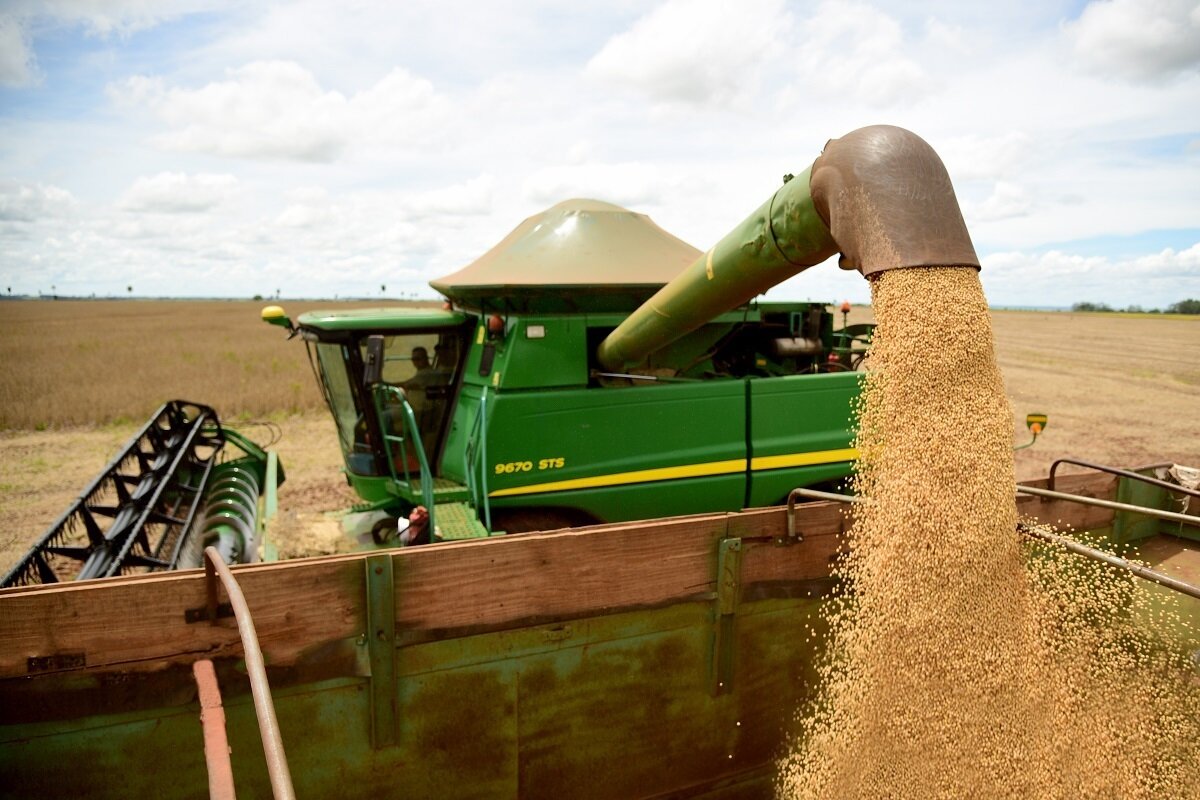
263,198 -> 873,543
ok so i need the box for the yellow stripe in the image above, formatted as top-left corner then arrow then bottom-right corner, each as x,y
489,458 -> 745,498
749,448 -> 858,470
488,448 -> 858,499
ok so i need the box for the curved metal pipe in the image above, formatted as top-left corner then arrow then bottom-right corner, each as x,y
597,125 -> 979,370
203,547 -> 296,800
1046,458 -> 1198,498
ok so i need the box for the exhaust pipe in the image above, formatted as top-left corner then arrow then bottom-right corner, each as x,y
597,125 -> 980,370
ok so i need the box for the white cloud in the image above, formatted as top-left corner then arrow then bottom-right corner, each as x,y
924,18 -> 969,54
0,180 -> 77,221
405,175 -> 494,218
792,1 -> 932,107
971,181 -> 1034,222
119,172 -> 240,213
981,242 -> 1200,306
274,175 -> 493,232
118,61 -> 347,161
110,61 -> 452,162
939,132 -> 1035,181
1067,0 -> 1200,81
523,163 -> 676,207
0,14 -> 35,86
1127,240 -> 1200,276
3,2 -> 1199,304
586,0 -> 789,107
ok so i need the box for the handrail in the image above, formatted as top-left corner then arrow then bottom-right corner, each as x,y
203,547 -> 296,800
1047,458 -> 1198,499
372,385 -> 436,536
461,387 -> 494,533
1018,521 -> 1200,601
478,387 -> 492,532
1016,485 -> 1200,527
464,401 -> 481,509
372,386 -> 414,488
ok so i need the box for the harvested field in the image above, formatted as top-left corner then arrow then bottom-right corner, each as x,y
0,298 -> 438,429
0,299 -> 1197,572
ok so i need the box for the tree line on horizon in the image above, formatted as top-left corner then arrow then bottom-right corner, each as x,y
1072,299 -> 1200,315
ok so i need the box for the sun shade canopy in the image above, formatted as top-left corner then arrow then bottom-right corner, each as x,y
430,199 -> 702,313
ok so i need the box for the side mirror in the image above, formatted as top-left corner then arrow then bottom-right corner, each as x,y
363,335 -> 386,386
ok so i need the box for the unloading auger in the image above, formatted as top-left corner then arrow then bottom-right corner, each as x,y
598,124 -> 980,369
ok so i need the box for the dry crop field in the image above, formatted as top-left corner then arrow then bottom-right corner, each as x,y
0,298 -> 438,428
1,298 -> 1197,571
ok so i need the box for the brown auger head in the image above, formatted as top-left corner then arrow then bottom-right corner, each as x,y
810,125 -> 980,278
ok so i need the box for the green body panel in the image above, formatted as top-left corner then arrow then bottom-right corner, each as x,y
747,373 -> 859,506
480,379 -> 746,522
438,347 -> 860,525
487,315 -> 590,390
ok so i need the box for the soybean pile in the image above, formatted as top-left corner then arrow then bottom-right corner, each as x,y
780,267 -> 1200,799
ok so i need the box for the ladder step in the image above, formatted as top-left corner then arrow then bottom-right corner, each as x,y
434,502 -> 490,541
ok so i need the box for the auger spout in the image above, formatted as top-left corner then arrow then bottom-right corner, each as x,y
596,125 -> 980,370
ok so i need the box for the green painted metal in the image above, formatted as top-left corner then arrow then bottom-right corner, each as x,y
488,316 -> 589,390
711,538 -> 743,696
299,302 -> 864,531
478,379 -> 747,523
597,168 -> 834,370
747,373 -> 860,507
298,307 -> 466,332
433,501 -> 491,540
370,384 -> 435,531
1113,474 -> 1169,545
364,554 -> 398,749
0,598 -> 826,799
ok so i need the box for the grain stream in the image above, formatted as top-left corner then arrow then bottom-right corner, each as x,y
779,267 -> 1199,799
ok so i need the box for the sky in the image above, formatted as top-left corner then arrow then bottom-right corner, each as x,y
1,0 -> 1198,309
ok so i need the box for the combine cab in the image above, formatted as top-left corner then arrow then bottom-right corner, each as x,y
266,199 -> 873,542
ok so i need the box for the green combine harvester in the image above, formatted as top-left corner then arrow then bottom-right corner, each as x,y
262,200 -> 873,544
1,125 -> 1195,799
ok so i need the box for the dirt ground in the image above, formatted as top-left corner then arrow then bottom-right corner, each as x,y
0,413 -> 359,573
1,309 -> 1196,573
